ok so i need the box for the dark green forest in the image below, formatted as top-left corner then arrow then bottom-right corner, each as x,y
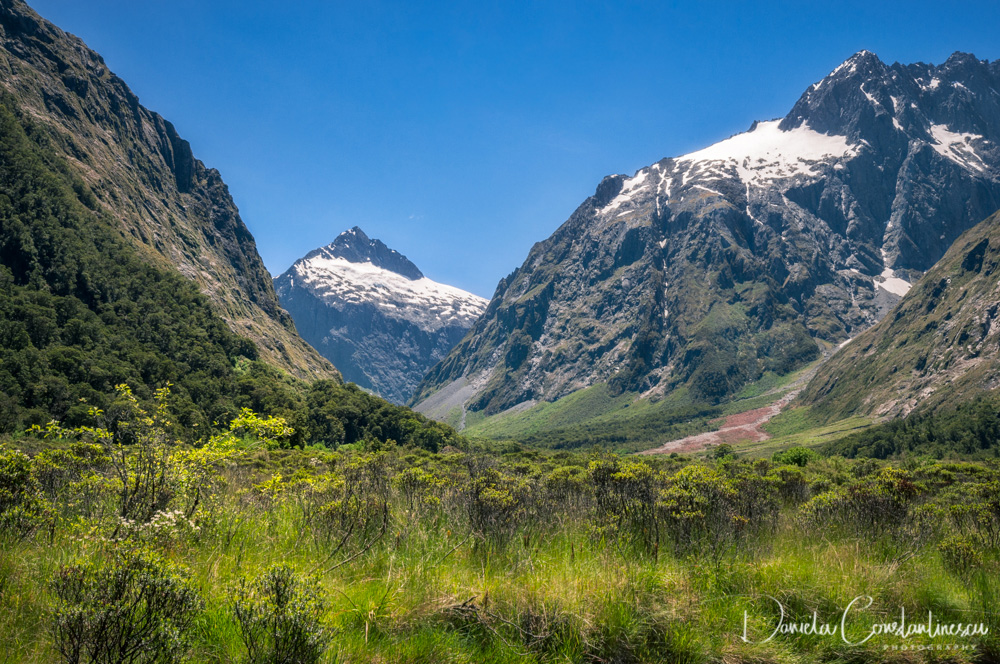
823,395 -> 1000,459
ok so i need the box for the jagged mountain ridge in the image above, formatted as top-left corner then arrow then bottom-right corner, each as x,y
275,228 -> 487,404
0,0 -> 335,379
799,208 -> 1000,420
412,50 -> 1000,423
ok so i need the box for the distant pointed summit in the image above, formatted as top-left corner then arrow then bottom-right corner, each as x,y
303,226 -> 424,280
275,230 -> 487,404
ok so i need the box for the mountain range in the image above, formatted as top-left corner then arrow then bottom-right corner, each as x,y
274,228 -> 487,404
5,0 -> 1000,456
411,50 -> 1000,433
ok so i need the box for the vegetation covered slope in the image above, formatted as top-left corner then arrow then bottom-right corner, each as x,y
823,395 -> 1000,459
0,0 -> 334,378
0,94 -> 460,451
801,208 -> 1000,420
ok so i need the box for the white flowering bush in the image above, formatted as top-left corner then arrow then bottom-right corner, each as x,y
117,508 -> 201,546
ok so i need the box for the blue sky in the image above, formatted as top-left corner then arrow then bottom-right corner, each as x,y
27,0 -> 1000,297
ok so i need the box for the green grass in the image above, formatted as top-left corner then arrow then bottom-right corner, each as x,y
738,408 -> 872,458
463,383 -> 637,440
464,363 -> 820,452
3,433 -> 999,663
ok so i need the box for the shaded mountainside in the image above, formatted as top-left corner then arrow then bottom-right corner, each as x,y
413,50 -> 1000,428
0,0 -> 334,379
800,208 -> 1000,421
275,228 -> 487,404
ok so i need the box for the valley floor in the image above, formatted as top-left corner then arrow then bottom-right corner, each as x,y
641,359 -> 826,456
2,415 -> 998,663
639,389 -> 800,455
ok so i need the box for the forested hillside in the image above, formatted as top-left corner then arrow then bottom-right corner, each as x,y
0,95 -> 459,451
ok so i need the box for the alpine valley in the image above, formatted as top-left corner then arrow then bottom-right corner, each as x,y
412,50 -> 1000,446
274,228 -> 487,405
5,1 -> 1000,662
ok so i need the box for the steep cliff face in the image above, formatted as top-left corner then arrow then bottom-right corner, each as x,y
413,51 -> 1000,421
0,0 -> 335,379
275,228 -> 487,404
800,209 -> 1000,420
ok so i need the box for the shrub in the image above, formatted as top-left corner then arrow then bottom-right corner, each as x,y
465,461 -> 532,550
945,480 -> 1000,547
392,466 -> 446,510
30,385 -> 177,529
727,464 -> 780,538
768,465 -> 810,504
938,534 -> 983,577
710,444 -> 736,460
800,466 -> 921,537
771,446 -> 818,467
52,546 -> 202,664
226,408 -> 295,450
0,448 -> 51,539
543,465 -> 589,511
589,457 -> 659,553
657,465 -> 737,556
232,565 -> 328,664
31,443 -> 110,504
304,475 -> 389,553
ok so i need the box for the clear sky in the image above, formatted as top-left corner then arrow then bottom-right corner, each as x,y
26,0 -> 1000,297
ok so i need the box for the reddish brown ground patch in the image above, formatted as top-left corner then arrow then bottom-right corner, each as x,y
639,391 -> 797,456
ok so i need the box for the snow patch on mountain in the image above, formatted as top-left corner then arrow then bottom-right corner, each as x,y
598,120 -> 860,218
291,255 -> 487,332
677,120 -> 860,184
874,267 -> 911,297
929,124 -> 988,172
601,169 -> 651,214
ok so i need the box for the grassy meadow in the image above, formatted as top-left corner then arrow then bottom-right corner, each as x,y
1,386 -> 999,663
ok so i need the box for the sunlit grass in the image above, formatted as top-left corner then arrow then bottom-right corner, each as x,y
2,444 -> 997,663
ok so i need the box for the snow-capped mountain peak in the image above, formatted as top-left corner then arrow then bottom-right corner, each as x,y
412,50 -> 1000,418
286,251 -> 487,332
303,226 -> 424,280
274,230 -> 488,404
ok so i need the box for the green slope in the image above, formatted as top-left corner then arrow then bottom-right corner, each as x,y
800,208 -> 1000,421
0,95 -> 460,452
462,365 -> 816,452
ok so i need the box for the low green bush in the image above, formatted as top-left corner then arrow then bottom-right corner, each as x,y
51,546 -> 202,664
231,564 -> 328,664
0,448 -> 51,539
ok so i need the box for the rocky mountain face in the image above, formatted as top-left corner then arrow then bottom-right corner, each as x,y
412,50 -> 1000,422
275,228 -> 487,404
800,208 -> 1000,420
0,0 -> 335,379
